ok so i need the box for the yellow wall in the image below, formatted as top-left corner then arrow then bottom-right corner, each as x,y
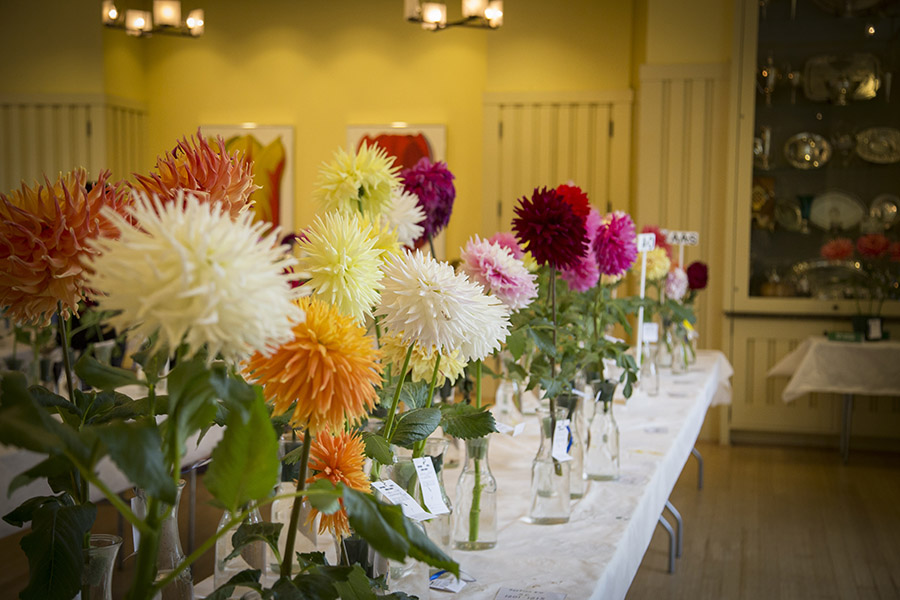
645,0 -> 732,64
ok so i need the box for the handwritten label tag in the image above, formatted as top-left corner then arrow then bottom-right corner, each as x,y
551,419 -> 572,462
495,422 -> 526,436
412,457 -> 450,516
637,232 -> 657,252
642,322 -> 659,343
370,479 -> 435,522
665,230 -> 699,246
495,588 -> 567,600
431,575 -> 467,592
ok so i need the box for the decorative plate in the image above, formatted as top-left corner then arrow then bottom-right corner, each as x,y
856,127 -> 900,164
870,193 -> 899,228
784,133 -> 832,169
809,190 -> 866,230
774,201 -> 802,232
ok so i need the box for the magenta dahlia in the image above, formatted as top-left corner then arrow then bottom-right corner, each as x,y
593,211 -> 638,278
561,208 -> 603,292
400,157 -> 455,244
512,187 -> 588,271
488,231 -> 525,260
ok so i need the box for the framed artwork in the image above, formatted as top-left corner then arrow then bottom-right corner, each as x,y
346,124 -> 447,257
203,124 -> 294,232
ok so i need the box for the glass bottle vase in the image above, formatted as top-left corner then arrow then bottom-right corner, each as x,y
81,534 -> 123,600
528,405 -> 571,524
556,394 -> 586,499
134,481 -> 193,600
452,436 -> 497,550
585,380 -> 620,480
214,505 -> 267,589
639,339 -> 660,397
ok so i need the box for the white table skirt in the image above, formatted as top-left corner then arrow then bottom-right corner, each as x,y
767,336 -> 900,402
197,350 -> 732,599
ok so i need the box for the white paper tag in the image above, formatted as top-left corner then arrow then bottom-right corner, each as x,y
431,575 -> 467,592
665,230 -> 699,246
637,232 -> 657,252
370,480 -> 435,522
867,318 -> 882,340
495,588 -> 567,600
412,457 -> 450,516
642,322 -> 659,343
551,419 -> 572,462
495,422 -> 526,436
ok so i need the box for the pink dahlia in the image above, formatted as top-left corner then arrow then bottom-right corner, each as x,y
561,208 -> 603,292
641,225 -> 672,258
488,231 -> 525,260
593,211 -> 638,278
400,157 -> 455,243
856,233 -> 890,258
820,238 -> 854,261
460,235 -> 538,311
665,267 -> 689,301
512,187 -> 588,271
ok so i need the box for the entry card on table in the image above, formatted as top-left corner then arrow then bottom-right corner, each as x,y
412,457 -> 450,515
495,588 -> 567,600
551,419 -> 572,462
370,479 -> 434,522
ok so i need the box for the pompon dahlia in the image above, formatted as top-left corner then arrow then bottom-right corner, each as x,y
0,169 -> 129,326
132,129 -> 257,219
820,238 -> 854,261
512,187 -> 588,271
297,211 -> 384,323
461,235 -> 538,311
686,261 -> 709,291
488,232 -> 525,260
401,157 -> 456,243
555,183 -> 591,219
643,247 -> 671,281
375,250 -> 510,361
386,188 -> 426,248
379,332 -> 466,387
245,296 -> 382,434
85,193 -> 301,363
561,208 -> 603,292
641,225 -> 672,258
665,267 -> 689,301
305,430 -> 370,537
313,143 -> 400,218
593,211 -> 638,278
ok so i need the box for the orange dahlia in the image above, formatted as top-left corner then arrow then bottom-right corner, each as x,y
132,129 -> 257,219
305,430 -> 370,537
244,296 -> 381,434
0,169 -> 129,326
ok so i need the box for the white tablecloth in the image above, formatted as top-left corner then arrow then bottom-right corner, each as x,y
766,336 -> 900,402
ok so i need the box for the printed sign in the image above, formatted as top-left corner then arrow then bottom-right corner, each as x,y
665,230 -> 700,246
637,232 -> 657,252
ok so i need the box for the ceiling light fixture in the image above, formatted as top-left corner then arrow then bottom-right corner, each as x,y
102,1 -> 205,37
404,0 -> 503,31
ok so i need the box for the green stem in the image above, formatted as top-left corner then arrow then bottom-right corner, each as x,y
382,343 -> 415,442
469,456 -> 482,543
475,359 -> 482,410
64,450 -> 149,535
280,430 -> 313,577
428,235 -> 437,260
413,353 -> 442,458
57,303 -> 75,404
127,519 -> 161,600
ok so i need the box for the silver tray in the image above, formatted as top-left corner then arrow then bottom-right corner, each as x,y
784,132 -> 832,169
792,259 -> 866,300
803,54 -> 880,104
856,127 -> 900,164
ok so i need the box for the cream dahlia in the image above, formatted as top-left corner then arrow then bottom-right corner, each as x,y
85,192 -> 302,364
297,211 -> 384,323
313,143 -> 400,218
379,332 -> 466,387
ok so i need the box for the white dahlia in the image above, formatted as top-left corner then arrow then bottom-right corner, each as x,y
85,193 -> 302,364
375,250 -> 510,362
297,210 -> 383,323
313,143 -> 400,218
385,188 -> 426,247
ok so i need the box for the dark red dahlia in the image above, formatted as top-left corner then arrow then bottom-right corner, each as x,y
686,261 -> 708,291
401,157 -> 455,244
512,187 -> 589,270
556,184 -> 591,220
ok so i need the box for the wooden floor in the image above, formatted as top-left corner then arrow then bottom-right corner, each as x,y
2,442 -> 899,599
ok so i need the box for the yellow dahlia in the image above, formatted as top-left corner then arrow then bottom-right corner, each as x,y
132,129 -> 257,219
312,143 -> 399,218
244,297 -> 382,434
0,169 -> 129,326
643,247 -> 671,281
298,211 -> 383,323
305,430 -> 370,537
379,332 -> 466,387
362,215 -> 401,259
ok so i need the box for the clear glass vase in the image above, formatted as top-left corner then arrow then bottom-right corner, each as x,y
81,534 -> 122,600
452,436 -> 497,550
557,394 -> 586,499
586,380 -> 620,480
670,325 -> 690,374
493,378 -> 523,425
134,481 -> 193,600
638,338 -> 660,397
528,405 -> 571,524
214,505 -> 267,589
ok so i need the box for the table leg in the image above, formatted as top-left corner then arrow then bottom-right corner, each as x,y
657,515 -> 676,574
665,500 -> 683,558
841,394 -> 854,464
691,446 -> 704,490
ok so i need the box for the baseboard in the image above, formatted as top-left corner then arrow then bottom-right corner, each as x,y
729,429 -> 900,452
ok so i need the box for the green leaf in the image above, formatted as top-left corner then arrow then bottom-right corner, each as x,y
331,564 -> 379,600
8,456 -> 74,496
74,353 -> 142,391
209,363 -> 257,420
93,420 -> 177,505
360,432 -> 393,465
28,386 -> 82,420
305,479 -> 343,516
3,495 -> 58,527
224,521 -> 284,563
530,328 -> 558,358
378,381 -> 429,410
506,328 -> 527,361
439,404 -> 497,439
130,340 -> 168,386
388,407 -> 441,447
206,569 -> 262,600
0,373 -> 69,455
205,393 -> 279,513
292,572 -> 341,600
18,502 -> 96,600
